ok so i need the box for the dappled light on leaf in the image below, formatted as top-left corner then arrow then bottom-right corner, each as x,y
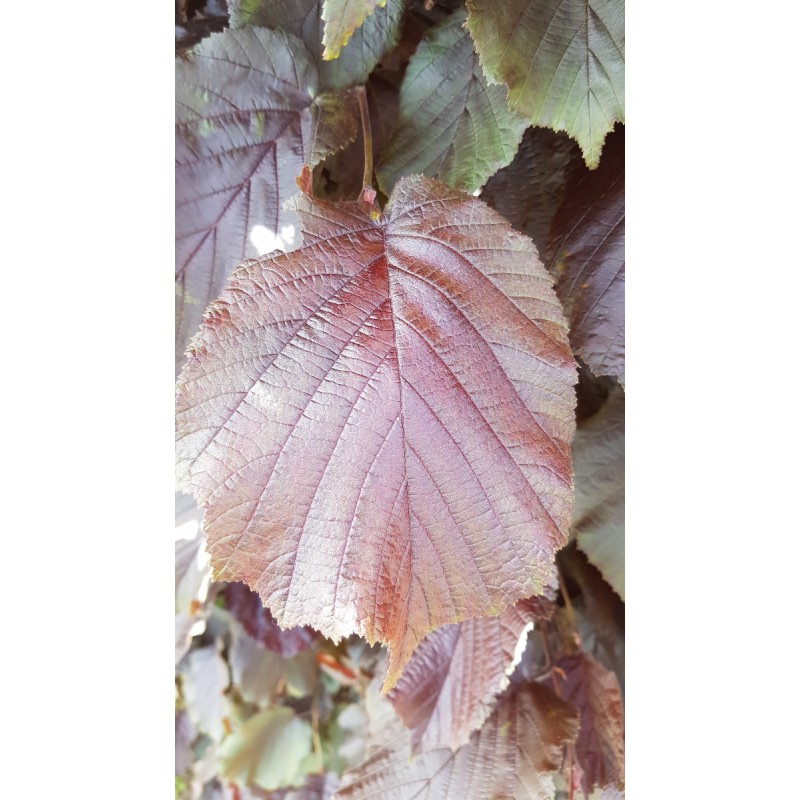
175,27 -> 358,373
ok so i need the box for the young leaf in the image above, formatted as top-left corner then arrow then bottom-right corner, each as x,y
465,0 -> 624,168
572,387 -> 624,600
554,653 -> 625,793
226,581 -> 318,657
388,598 -> 545,751
376,9 -> 527,195
337,679 -> 578,799
227,0 -> 404,90
481,128 -> 581,256
322,0 -> 387,61
175,27 -> 358,372
547,125 -> 625,384
175,173 -> 577,690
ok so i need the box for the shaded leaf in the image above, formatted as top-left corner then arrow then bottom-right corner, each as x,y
572,386 -> 624,600
309,90 -> 360,169
337,679 -> 578,799
481,128 -> 581,256
176,27 -> 358,372
377,9 -> 526,194
322,0 -> 386,60
228,0 -> 404,90
546,125 -> 625,383
557,544 -> 624,691
228,621 -> 286,706
465,0 -> 624,168
220,706 -> 313,790
226,581 -> 317,657
388,598 -> 542,751
554,653 -> 625,793
180,644 -> 232,742
176,174 -> 577,690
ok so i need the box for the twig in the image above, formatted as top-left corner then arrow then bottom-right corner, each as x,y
356,85 -> 373,192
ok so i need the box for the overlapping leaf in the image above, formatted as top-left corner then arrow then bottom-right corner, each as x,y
555,653 -> 625,793
388,598 -> 548,751
481,127 -> 581,256
547,125 -> 625,383
466,0 -> 625,168
377,9 -> 527,194
175,27 -> 360,373
226,581 -> 318,656
337,679 -> 578,799
176,173 -> 577,690
322,0 -> 386,60
228,0 -> 404,90
572,386 -> 624,599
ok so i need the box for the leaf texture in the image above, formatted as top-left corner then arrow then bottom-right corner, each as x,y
226,581 -> 318,656
175,27 -> 358,372
481,127 -> 581,256
337,680 -> 578,799
555,653 -> 625,793
388,598 -> 544,751
322,0 -> 387,60
572,386 -> 624,600
228,0 -> 404,90
547,125 -> 624,383
465,0 -> 625,168
175,174 -> 577,690
377,9 -> 527,195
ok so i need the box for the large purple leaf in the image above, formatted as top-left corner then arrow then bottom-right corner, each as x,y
337,679 -> 578,799
546,126 -> 625,384
175,27 -> 358,373
176,173 -> 577,690
388,599 -> 542,751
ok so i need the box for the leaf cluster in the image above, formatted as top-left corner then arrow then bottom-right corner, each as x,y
175,0 -> 625,797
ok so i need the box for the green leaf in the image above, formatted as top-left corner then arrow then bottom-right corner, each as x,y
322,0 -> 387,60
228,0 -> 404,90
220,706 -> 313,790
377,9 -> 526,194
465,0 -> 624,168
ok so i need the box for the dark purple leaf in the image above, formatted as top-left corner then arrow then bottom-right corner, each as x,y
546,125 -> 625,383
226,582 -> 317,657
